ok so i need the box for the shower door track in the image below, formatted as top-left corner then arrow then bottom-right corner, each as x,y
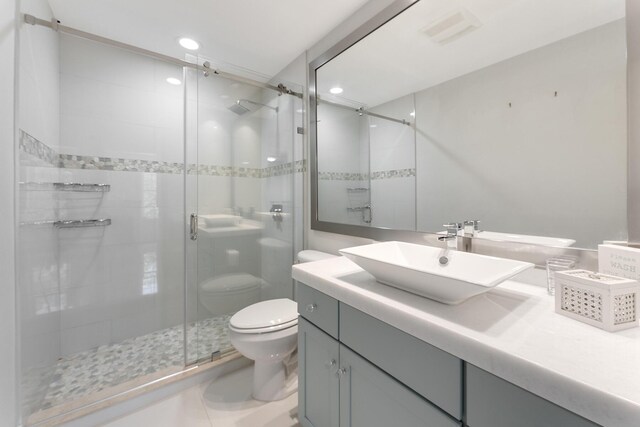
23,13 -> 303,99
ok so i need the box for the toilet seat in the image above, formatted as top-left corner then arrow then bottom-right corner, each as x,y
230,299 -> 298,334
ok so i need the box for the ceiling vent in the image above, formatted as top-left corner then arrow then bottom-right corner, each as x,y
421,8 -> 482,44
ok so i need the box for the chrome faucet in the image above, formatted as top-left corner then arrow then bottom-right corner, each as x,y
464,219 -> 481,237
439,223 -> 459,248
437,223 -> 459,265
461,219 -> 480,252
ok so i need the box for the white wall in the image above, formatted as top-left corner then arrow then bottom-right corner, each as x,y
415,20 -> 627,248
0,0 -> 17,425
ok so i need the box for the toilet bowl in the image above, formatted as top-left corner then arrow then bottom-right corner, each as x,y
199,273 -> 262,316
229,298 -> 299,401
228,250 -> 337,401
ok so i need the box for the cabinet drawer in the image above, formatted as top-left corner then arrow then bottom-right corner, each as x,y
297,283 -> 339,339
466,364 -> 599,427
340,304 -> 462,420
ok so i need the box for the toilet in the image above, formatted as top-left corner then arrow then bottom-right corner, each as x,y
229,249 -> 337,401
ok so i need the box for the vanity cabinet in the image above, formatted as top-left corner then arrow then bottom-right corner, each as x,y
297,282 -> 605,427
298,317 -> 458,427
297,283 -> 460,427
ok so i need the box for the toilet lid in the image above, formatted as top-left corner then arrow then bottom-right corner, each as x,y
230,299 -> 298,332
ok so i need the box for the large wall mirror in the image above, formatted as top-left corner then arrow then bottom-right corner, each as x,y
311,0 -> 629,250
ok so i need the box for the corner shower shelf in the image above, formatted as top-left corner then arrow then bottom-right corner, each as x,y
19,182 -> 111,192
347,187 -> 369,192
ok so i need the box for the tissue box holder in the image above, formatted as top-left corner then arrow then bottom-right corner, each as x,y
555,269 -> 639,332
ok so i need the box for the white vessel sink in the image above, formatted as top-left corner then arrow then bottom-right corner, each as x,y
339,241 -> 534,304
476,231 -> 575,247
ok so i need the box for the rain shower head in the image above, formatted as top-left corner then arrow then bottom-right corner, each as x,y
228,100 -> 251,115
228,99 -> 278,115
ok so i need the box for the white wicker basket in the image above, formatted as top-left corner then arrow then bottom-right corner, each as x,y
554,269 -> 639,332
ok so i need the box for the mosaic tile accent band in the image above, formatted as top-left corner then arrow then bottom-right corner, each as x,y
19,132 -> 58,166
20,131 -> 306,177
319,168 -> 416,181
370,168 -> 416,180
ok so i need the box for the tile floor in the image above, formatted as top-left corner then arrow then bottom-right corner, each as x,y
103,366 -> 300,427
24,316 -> 232,416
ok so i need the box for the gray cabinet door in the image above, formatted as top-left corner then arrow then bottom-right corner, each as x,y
298,317 -> 340,427
340,303 -> 462,419
466,364 -> 600,427
339,345 -> 460,427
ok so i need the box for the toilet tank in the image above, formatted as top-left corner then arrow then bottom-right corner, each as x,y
297,250 -> 336,263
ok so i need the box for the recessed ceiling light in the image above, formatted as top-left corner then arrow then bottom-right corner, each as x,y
329,87 -> 343,95
166,77 -> 181,85
178,37 -> 200,50
410,111 -> 416,117
267,156 -> 277,162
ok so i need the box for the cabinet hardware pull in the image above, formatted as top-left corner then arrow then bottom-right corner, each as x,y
306,303 -> 317,312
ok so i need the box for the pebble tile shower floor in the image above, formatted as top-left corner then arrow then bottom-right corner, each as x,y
23,315 -> 231,415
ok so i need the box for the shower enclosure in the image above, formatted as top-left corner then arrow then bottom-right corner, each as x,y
17,20 -> 302,425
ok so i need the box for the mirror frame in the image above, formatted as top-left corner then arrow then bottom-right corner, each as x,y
309,0 -> 640,259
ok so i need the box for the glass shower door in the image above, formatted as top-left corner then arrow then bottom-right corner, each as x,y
187,63 -> 300,364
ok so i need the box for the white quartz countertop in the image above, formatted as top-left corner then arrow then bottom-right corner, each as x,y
292,256 -> 640,427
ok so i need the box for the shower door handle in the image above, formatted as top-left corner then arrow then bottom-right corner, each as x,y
190,213 -> 198,241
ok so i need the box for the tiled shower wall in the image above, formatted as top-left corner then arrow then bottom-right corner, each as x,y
55,34 -> 187,356
317,103 -> 370,226
18,0 -> 61,383
368,94 -> 416,230
316,98 -> 416,230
